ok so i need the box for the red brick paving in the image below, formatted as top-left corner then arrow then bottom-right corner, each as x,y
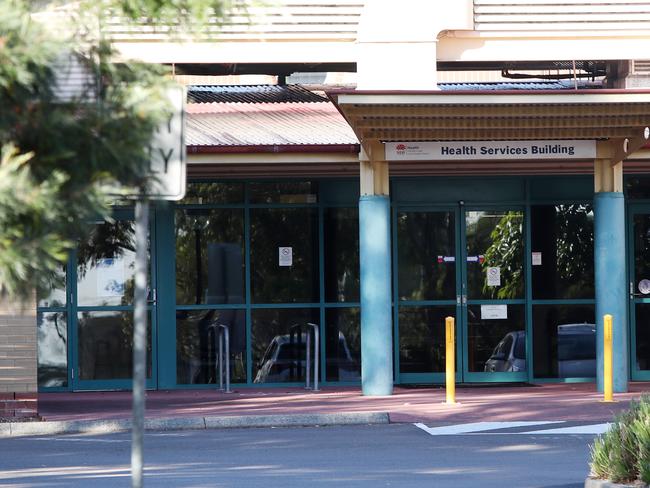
38,382 -> 650,425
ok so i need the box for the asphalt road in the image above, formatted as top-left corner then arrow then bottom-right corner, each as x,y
0,424 -> 595,487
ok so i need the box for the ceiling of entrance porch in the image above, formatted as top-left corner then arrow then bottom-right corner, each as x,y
328,90 -> 650,146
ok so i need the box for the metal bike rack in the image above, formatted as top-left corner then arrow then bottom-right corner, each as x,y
209,323 -> 232,393
305,323 -> 320,391
287,323 -> 320,391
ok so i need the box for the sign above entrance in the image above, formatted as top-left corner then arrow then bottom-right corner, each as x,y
385,140 -> 596,161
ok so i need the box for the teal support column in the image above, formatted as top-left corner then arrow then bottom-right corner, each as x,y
359,195 -> 393,396
594,192 -> 628,393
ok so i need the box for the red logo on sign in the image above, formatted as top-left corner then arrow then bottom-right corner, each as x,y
396,144 -> 406,151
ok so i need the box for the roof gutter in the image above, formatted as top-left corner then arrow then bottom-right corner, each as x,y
187,144 -> 360,154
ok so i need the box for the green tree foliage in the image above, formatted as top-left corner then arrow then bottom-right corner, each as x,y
0,0 -> 229,299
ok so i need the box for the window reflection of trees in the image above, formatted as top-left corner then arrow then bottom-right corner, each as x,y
175,209 -> 244,305
480,211 -> 524,299
37,311 -> 67,387
397,212 -> 455,301
250,208 -> 319,303
531,205 -> 594,300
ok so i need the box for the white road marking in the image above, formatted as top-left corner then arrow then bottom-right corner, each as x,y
414,421 -> 564,436
26,437 -> 129,443
520,423 -> 611,435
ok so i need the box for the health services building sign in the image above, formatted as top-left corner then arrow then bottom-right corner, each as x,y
385,140 -> 596,161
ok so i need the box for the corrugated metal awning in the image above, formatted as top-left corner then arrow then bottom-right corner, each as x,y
327,90 -> 650,144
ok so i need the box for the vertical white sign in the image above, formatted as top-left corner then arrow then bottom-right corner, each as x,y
532,252 -> 542,266
279,247 -> 293,266
487,267 -> 501,287
146,85 -> 187,200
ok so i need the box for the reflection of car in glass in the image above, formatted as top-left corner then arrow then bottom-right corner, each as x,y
254,332 -> 357,383
484,331 -> 526,372
484,324 -> 596,377
556,324 -> 596,378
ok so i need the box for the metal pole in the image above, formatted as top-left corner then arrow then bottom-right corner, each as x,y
312,324 -> 320,392
445,316 -> 456,405
305,326 -> 311,390
603,314 -> 615,402
218,329 -> 224,391
132,199 -> 149,488
223,325 -> 231,393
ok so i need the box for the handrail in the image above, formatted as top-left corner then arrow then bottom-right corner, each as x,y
287,322 -> 320,391
305,323 -> 320,392
209,323 -> 231,393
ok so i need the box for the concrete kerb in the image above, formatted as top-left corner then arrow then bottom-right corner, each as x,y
585,477 -> 649,488
0,412 -> 390,438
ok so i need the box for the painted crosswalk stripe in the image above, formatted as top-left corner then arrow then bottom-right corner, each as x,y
519,423 -> 611,435
414,421 -> 564,436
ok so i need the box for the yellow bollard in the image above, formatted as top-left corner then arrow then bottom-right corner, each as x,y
603,314 -> 615,402
445,316 -> 456,404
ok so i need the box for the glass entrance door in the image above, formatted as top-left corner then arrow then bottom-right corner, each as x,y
628,206 -> 650,381
71,211 -> 157,390
461,208 -> 527,382
396,206 -> 527,383
396,208 -> 460,383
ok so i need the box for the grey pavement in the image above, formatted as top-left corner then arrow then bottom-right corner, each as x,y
0,424 -> 594,488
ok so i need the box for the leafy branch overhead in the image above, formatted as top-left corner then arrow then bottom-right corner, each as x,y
0,0 -> 230,299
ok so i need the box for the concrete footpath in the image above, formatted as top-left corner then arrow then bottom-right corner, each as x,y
1,382 -> 648,437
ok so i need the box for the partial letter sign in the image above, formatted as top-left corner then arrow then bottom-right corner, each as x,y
146,85 -> 187,200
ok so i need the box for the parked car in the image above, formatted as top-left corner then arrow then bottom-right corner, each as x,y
484,330 -> 526,373
484,324 -> 596,377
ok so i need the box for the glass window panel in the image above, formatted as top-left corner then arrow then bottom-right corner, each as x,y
633,214 -> 650,288
532,305 -> 595,378
466,210 -> 524,300
77,220 -> 144,307
252,308 -> 319,384
634,304 -> 650,372
37,263 -> 67,308
37,311 -> 67,387
250,208 -> 319,303
531,205 -> 594,299
626,176 -> 650,200
397,211 -> 456,301
467,304 -> 525,373
324,208 -> 359,303
399,306 -> 456,374
249,181 -> 318,204
176,309 -> 246,384
180,182 -> 244,205
175,209 -> 245,305
77,311 -> 152,380
325,308 -> 361,382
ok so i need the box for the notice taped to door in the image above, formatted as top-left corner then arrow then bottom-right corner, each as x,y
481,304 -> 508,320
486,267 -> 501,287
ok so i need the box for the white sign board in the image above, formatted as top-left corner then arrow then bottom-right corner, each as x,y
145,85 -> 187,200
385,140 -> 596,161
487,267 -> 501,287
481,305 -> 508,320
532,252 -> 542,266
279,247 -> 293,266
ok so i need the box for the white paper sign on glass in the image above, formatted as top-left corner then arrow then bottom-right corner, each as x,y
487,267 -> 501,287
279,247 -> 293,267
481,304 -> 508,320
532,252 -> 542,266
